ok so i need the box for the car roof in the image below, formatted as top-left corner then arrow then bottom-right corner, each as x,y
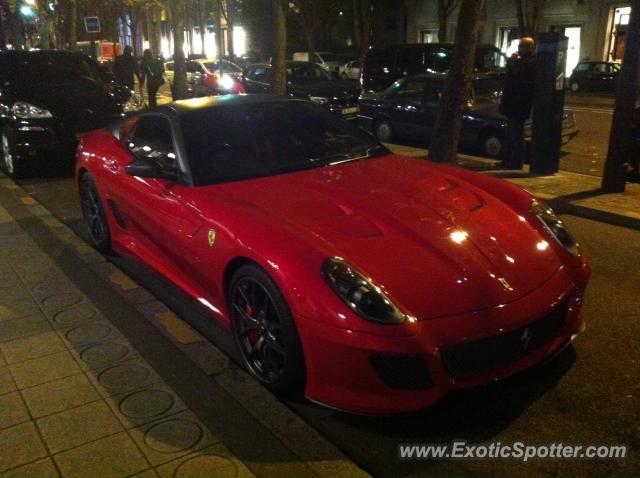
152,95 -> 306,118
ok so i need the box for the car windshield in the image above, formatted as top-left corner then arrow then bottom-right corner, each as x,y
181,101 -> 387,186
0,54 -> 103,85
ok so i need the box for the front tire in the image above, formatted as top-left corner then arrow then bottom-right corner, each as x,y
229,263 -> 305,395
0,128 -> 25,179
373,118 -> 393,143
80,173 -> 111,253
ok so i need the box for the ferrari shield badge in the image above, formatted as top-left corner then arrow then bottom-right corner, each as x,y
207,229 -> 217,247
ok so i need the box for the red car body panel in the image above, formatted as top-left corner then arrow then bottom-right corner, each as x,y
76,128 -> 590,414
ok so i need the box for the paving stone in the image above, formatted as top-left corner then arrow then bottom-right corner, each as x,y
0,313 -> 52,342
76,340 -> 137,371
0,350 -> 5,366
0,367 -> 16,396
0,392 -> 30,430
31,281 -> 80,301
54,432 -> 149,478
9,350 -> 82,389
91,359 -> 163,398
155,443 -> 255,478
129,410 -> 219,466
60,322 -> 120,347
21,373 -> 101,418
0,273 -> 20,290
37,400 -> 123,453
0,458 -> 60,478
106,383 -> 188,429
0,422 -> 48,472
0,298 -> 41,322
51,303 -> 98,326
129,470 -> 159,478
0,331 -> 66,364
41,293 -> 85,315
0,286 -> 31,303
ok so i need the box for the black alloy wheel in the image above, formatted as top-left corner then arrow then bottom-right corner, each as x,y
80,173 -> 111,253
229,264 -> 305,394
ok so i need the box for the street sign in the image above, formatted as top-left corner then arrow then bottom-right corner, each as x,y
84,16 -> 100,34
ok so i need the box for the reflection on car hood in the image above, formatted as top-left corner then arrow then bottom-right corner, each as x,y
204,155 -> 564,320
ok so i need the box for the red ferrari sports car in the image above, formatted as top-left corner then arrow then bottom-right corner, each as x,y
76,96 -> 590,414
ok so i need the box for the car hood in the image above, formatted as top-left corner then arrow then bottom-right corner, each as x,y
200,155 -> 564,320
290,80 -> 358,98
7,78 -> 128,123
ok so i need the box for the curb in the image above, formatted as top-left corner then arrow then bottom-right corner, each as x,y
0,173 -> 371,478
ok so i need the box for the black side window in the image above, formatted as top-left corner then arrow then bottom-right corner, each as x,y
424,81 -> 443,103
397,46 -> 426,74
365,48 -> 396,72
249,66 -> 271,82
127,116 -> 176,169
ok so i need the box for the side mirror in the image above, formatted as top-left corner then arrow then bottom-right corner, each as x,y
125,157 -> 178,181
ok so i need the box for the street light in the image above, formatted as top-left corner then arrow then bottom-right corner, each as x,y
20,5 -> 36,18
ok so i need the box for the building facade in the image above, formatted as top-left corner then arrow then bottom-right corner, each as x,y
407,0 -> 633,76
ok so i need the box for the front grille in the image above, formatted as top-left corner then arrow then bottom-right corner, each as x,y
441,300 -> 568,376
370,355 -> 433,390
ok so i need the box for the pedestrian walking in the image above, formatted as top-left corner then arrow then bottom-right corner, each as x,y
140,49 -> 165,108
499,37 -> 536,169
112,46 -> 140,91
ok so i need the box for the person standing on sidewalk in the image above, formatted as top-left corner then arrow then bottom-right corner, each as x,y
112,46 -> 140,91
140,49 -> 165,108
499,37 -> 536,169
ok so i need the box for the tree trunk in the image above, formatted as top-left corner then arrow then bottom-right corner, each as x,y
515,0 -> 525,37
69,0 -> 78,50
602,0 -> 640,192
272,0 -> 287,97
428,0 -> 485,163
215,0 -> 223,58
437,0 -> 448,42
172,5 -> 188,100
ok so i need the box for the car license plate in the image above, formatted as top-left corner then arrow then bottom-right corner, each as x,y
342,106 -> 359,115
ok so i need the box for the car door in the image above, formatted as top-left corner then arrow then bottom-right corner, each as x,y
243,65 -> 272,93
384,78 -> 429,141
114,114 -> 203,281
604,63 -> 620,91
590,63 -> 610,91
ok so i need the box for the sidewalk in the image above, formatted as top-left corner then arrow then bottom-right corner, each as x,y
386,143 -> 640,230
0,176 -> 370,478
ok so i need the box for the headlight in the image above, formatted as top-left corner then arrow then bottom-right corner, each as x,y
322,257 -> 406,324
309,96 -> 329,104
12,101 -> 53,119
123,93 -> 145,112
531,200 -> 579,256
219,74 -> 235,90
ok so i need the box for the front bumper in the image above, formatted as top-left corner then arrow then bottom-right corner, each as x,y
297,262 -> 590,415
10,116 -> 121,159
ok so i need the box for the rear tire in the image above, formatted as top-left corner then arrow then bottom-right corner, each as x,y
478,130 -> 505,159
80,173 -> 111,253
373,118 -> 393,143
229,263 -> 305,395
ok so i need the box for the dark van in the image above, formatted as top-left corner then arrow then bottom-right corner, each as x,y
362,43 -> 507,92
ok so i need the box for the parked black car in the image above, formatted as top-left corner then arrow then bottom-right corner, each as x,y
242,61 -> 360,120
567,61 -> 620,92
362,43 -> 507,92
0,50 -> 143,178
358,74 -> 579,158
